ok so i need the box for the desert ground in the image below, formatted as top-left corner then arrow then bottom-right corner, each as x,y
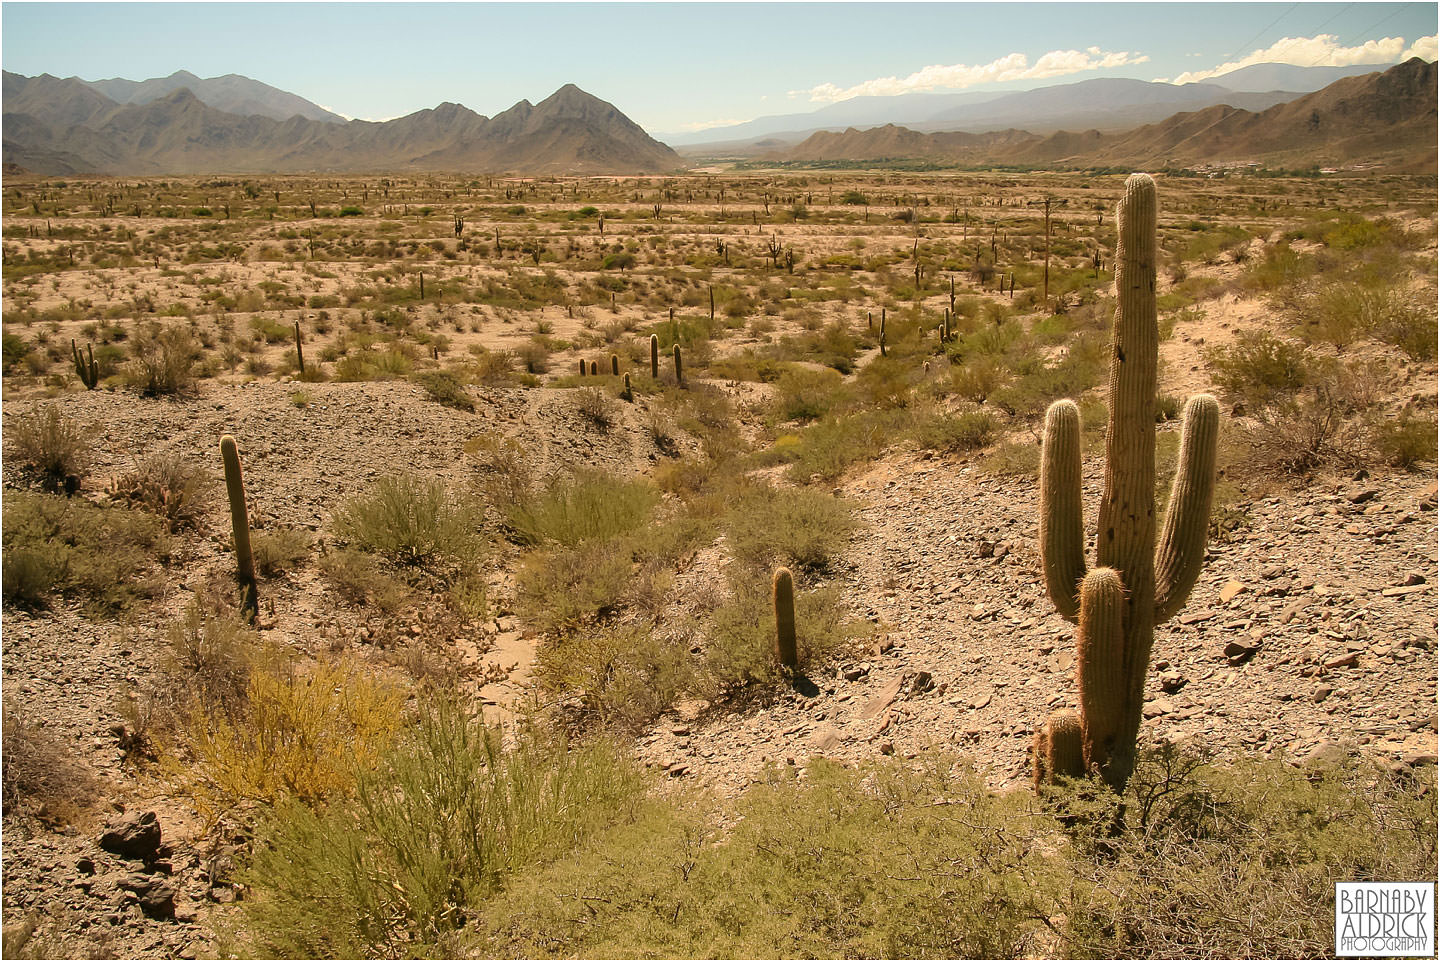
2,168 -> 1436,958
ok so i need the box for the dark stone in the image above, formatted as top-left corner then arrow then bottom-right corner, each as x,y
99,811 -> 162,862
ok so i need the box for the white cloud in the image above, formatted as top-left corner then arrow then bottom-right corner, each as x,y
1168,33 -> 1407,84
794,48 -> 1150,103
1403,35 -> 1438,61
317,103 -> 354,121
677,117 -> 749,133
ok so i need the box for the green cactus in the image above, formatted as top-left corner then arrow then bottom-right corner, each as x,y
611,353 -> 620,376
1035,174 -> 1220,791
650,334 -> 659,378
1032,708 -> 1082,790
773,567 -> 797,668
294,321 -> 305,375
579,358 -> 587,377
622,373 -> 633,402
673,343 -> 683,387
220,434 -> 259,624
590,360 -> 599,376
71,339 -> 98,389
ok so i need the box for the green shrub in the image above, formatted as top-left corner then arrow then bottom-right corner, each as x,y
1057,744 -> 1437,958
474,754 -> 1057,959
2,491 -> 169,613
724,485 -> 856,574
761,408 -> 910,483
701,576 -> 851,694
1206,329 -> 1313,411
240,697 -> 643,959
412,370 -> 475,411
6,405 -> 91,492
319,548 -> 414,612
503,471 -> 658,548
251,528 -> 313,577
772,367 -> 846,423
516,539 -> 633,635
1370,410 -> 1438,469
125,324 -> 199,396
332,474 -> 483,576
536,624 -> 692,730
911,407 -> 997,453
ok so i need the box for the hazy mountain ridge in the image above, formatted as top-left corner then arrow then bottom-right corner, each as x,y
663,62 -> 1387,150
774,60 -> 1437,172
2,76 -> 681,175
81,69 -> 347,124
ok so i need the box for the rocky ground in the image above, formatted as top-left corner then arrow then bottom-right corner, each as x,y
3,353 -> 1437,959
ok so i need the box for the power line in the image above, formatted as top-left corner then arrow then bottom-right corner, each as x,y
1306,4 -> 1408,66
1222,3 -> 1302,64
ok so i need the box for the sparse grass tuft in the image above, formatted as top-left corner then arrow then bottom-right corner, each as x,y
6,405 -> 91,493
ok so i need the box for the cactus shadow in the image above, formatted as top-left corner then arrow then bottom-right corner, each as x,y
789,672 -> 820,698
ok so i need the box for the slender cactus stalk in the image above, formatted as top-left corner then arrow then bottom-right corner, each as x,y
220,435 -> 258,624
773,567 -> 797,668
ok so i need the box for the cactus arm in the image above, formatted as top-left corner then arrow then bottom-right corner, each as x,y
1154,394 -> 1221,622
1076,567 -> 1129,784
1040,399 -> 1087,622
772,567 -> 797,668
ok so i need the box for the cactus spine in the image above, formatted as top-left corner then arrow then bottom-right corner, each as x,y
1034,174 -> 1220,791
71,339 -> 98,389
772,567 -> 797,668
650,334 -> 659,378
672,343 -> 683,387
220,435 -> 259,624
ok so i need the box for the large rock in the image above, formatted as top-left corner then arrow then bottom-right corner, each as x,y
99,810 -> 162,862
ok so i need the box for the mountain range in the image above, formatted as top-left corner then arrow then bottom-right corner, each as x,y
775,59 -> 1437,173
660,61 -> 1391,151
1,75 -> 680,175
2,59 -> 1433,176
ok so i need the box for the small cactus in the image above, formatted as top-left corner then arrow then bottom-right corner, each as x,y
293,321 -> 305,375
1032,709 -> 1083,788
650,334 -> 659,378
71,339 -> 98,389
590,360 -> 599,376
220,435 -> 258,624
622,373 -> 633,402
579,358 -> 586,377
611,353 -> 619,376
773,567 -> 797,668
673,343 -> 683,387
1034,174 -> 1220,791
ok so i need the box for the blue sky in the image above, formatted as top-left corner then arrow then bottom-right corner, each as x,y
3,2 -> 1435,132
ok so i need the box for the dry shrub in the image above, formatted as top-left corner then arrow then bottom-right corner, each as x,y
108,452 -> 212,531
2,705 -> 101,825
6,405 -> 91,493
126,324 -> 199,396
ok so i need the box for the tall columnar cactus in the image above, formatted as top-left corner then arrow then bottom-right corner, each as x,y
71,339 -> 98,389
673,343 -> 684,387
220,434 -> 259,624
590,360 -> 599,376
1034,174 -> 1220,791
773,567 -> 797,668
293,321 -> 305,375
579,358 -> 587,377
650,334 -> 659,378
611,353 -> 620,376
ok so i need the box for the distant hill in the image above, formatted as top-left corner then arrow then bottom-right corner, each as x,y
81,69 -> 347,123
1205,61 -> 1395,94
1,77 -> 681,175
774,60 -> 1437,172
